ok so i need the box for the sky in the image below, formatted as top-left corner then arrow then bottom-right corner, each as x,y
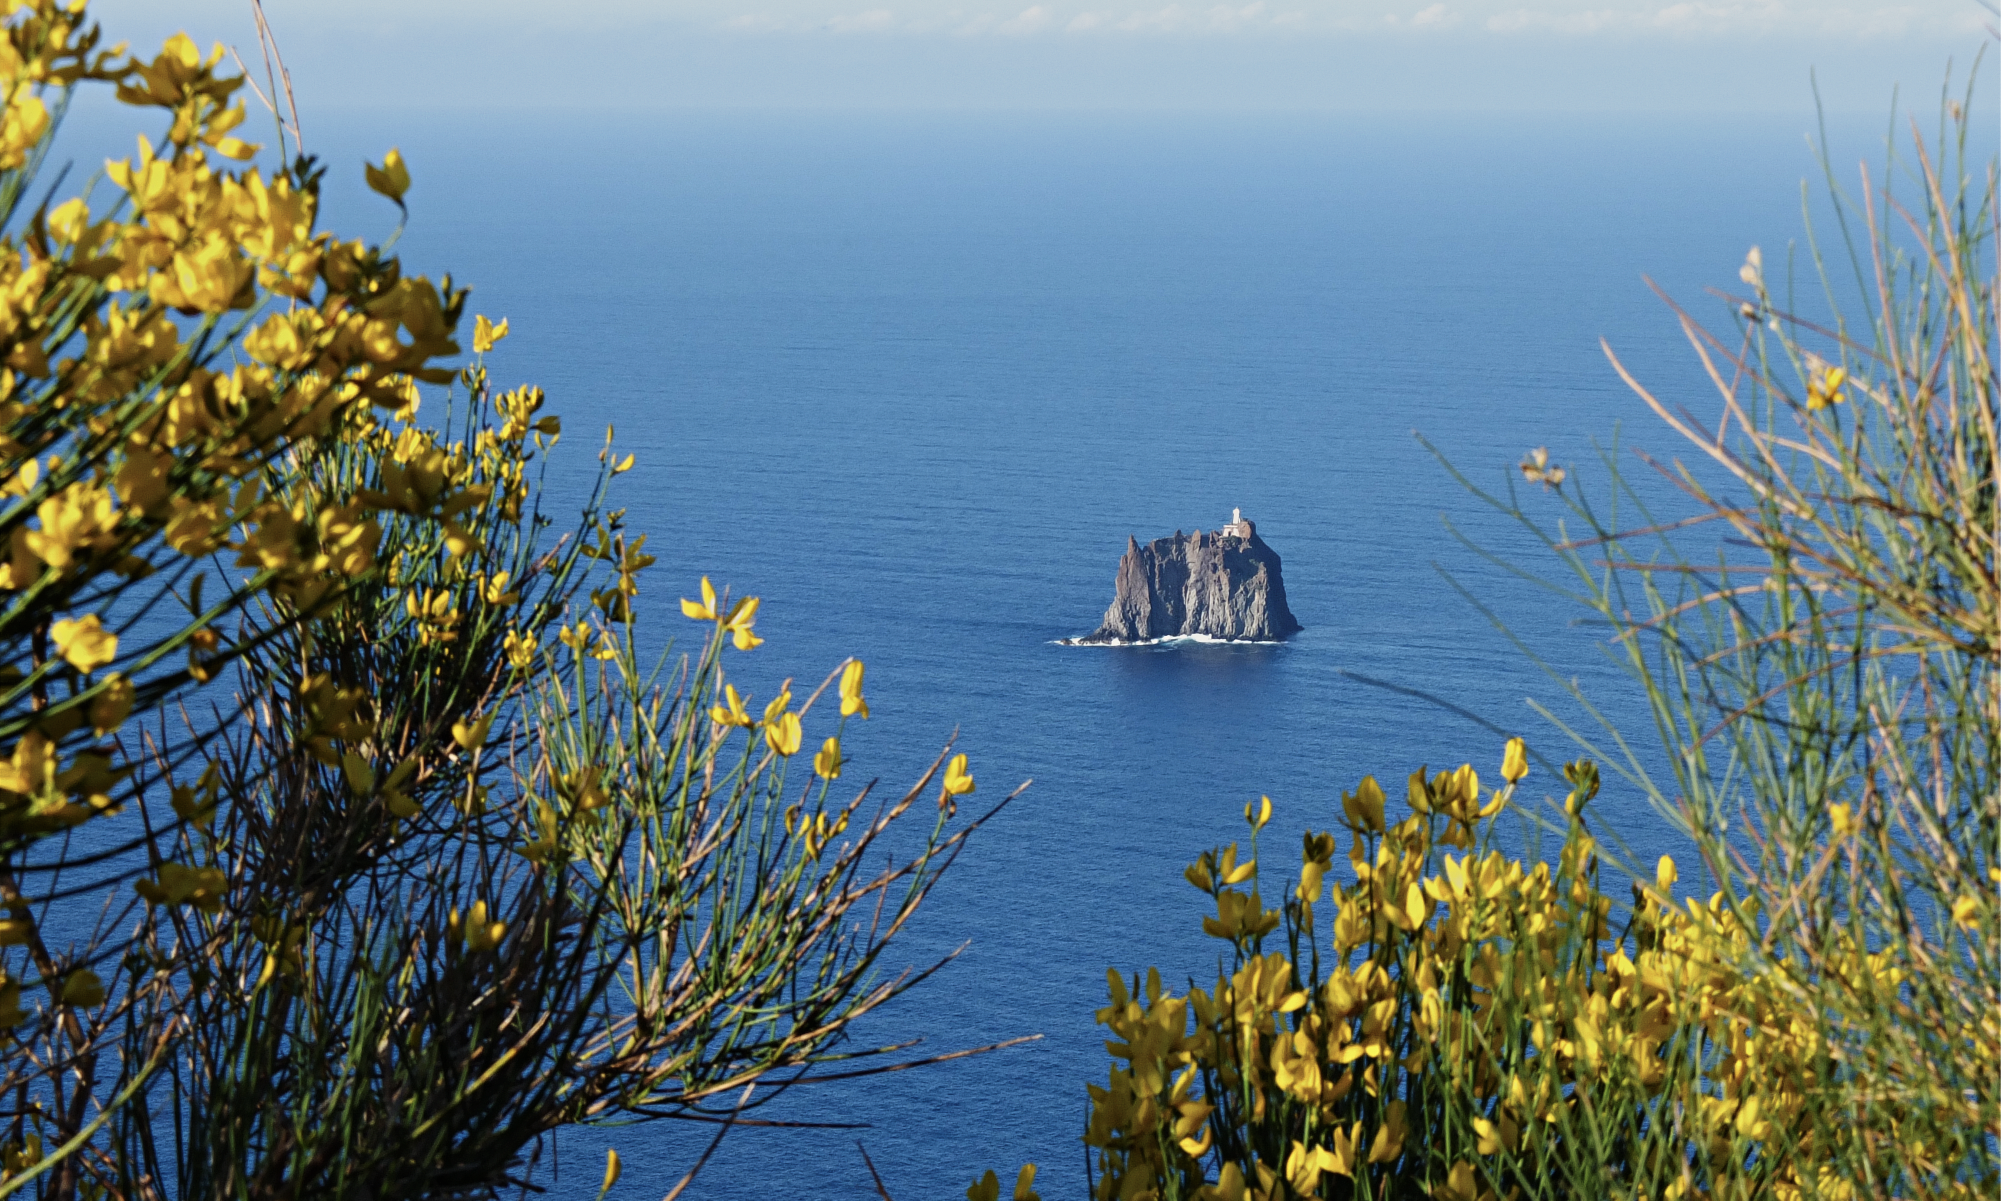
90,0 -> 1995,112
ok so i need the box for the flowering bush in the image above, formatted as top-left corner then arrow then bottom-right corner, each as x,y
0,3 -> 1000,1194
985,739 -> 1989,1200
1069,747 -> 1865,1201
984,86 -> 1999,1201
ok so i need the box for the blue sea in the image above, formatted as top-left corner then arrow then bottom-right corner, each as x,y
69,103 -> 1920,1196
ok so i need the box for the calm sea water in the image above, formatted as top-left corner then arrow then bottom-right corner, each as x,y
63,104 -> 1912,1196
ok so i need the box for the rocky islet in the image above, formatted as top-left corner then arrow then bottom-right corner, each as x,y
1075,509 -> 1301,644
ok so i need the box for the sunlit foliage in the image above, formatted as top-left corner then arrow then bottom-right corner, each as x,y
0,3 -> 1000,1194
991,742 -> 1989,1199
984,85 -> 2000,1201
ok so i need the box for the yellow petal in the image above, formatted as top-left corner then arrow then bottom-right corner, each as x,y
473,314 -> 510,354
814,736 -> 844,780
1358,778 -> 1385,829
1012,1166 -> 1040,1201
763,689 -> 793,725
452,712 -> 495,751
365,147 -> 412,202
340,750 -> 376,796
765,711 -> 802,757
840,659 -> 869,718
60,970 -> 105,1008
51,614 -> 118,673
943,752 -> 976,796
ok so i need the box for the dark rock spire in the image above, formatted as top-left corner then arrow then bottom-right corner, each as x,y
1077,513 -> 1300,643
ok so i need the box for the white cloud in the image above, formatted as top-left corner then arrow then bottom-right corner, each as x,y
1484,7 -> 1615,32
1114,6 -> 1189,32
1479,3 -> 1978,38
824,7 -> 895,30
1093,2 -> 1271,32
1210,2 -> 1270,30
1411,3 -> 1458,26
999,5 -> 1056,32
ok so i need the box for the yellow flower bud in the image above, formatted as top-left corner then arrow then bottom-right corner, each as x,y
839,659 -> 869,719
764,711 -> 802,757
1342,777 -> 1385,833
452,712 -> 495,752
814,736 -> 845,780
365,147 -> 411,202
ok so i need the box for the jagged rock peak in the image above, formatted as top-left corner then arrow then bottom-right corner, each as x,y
1075,509 -> 1301,644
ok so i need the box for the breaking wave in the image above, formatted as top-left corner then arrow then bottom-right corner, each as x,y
1052,633 -> 1286,647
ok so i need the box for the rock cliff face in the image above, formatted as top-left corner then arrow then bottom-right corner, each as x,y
1078,517 -> 1301,643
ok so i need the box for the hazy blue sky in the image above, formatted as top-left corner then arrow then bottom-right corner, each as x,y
92,1 -> 1992,112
